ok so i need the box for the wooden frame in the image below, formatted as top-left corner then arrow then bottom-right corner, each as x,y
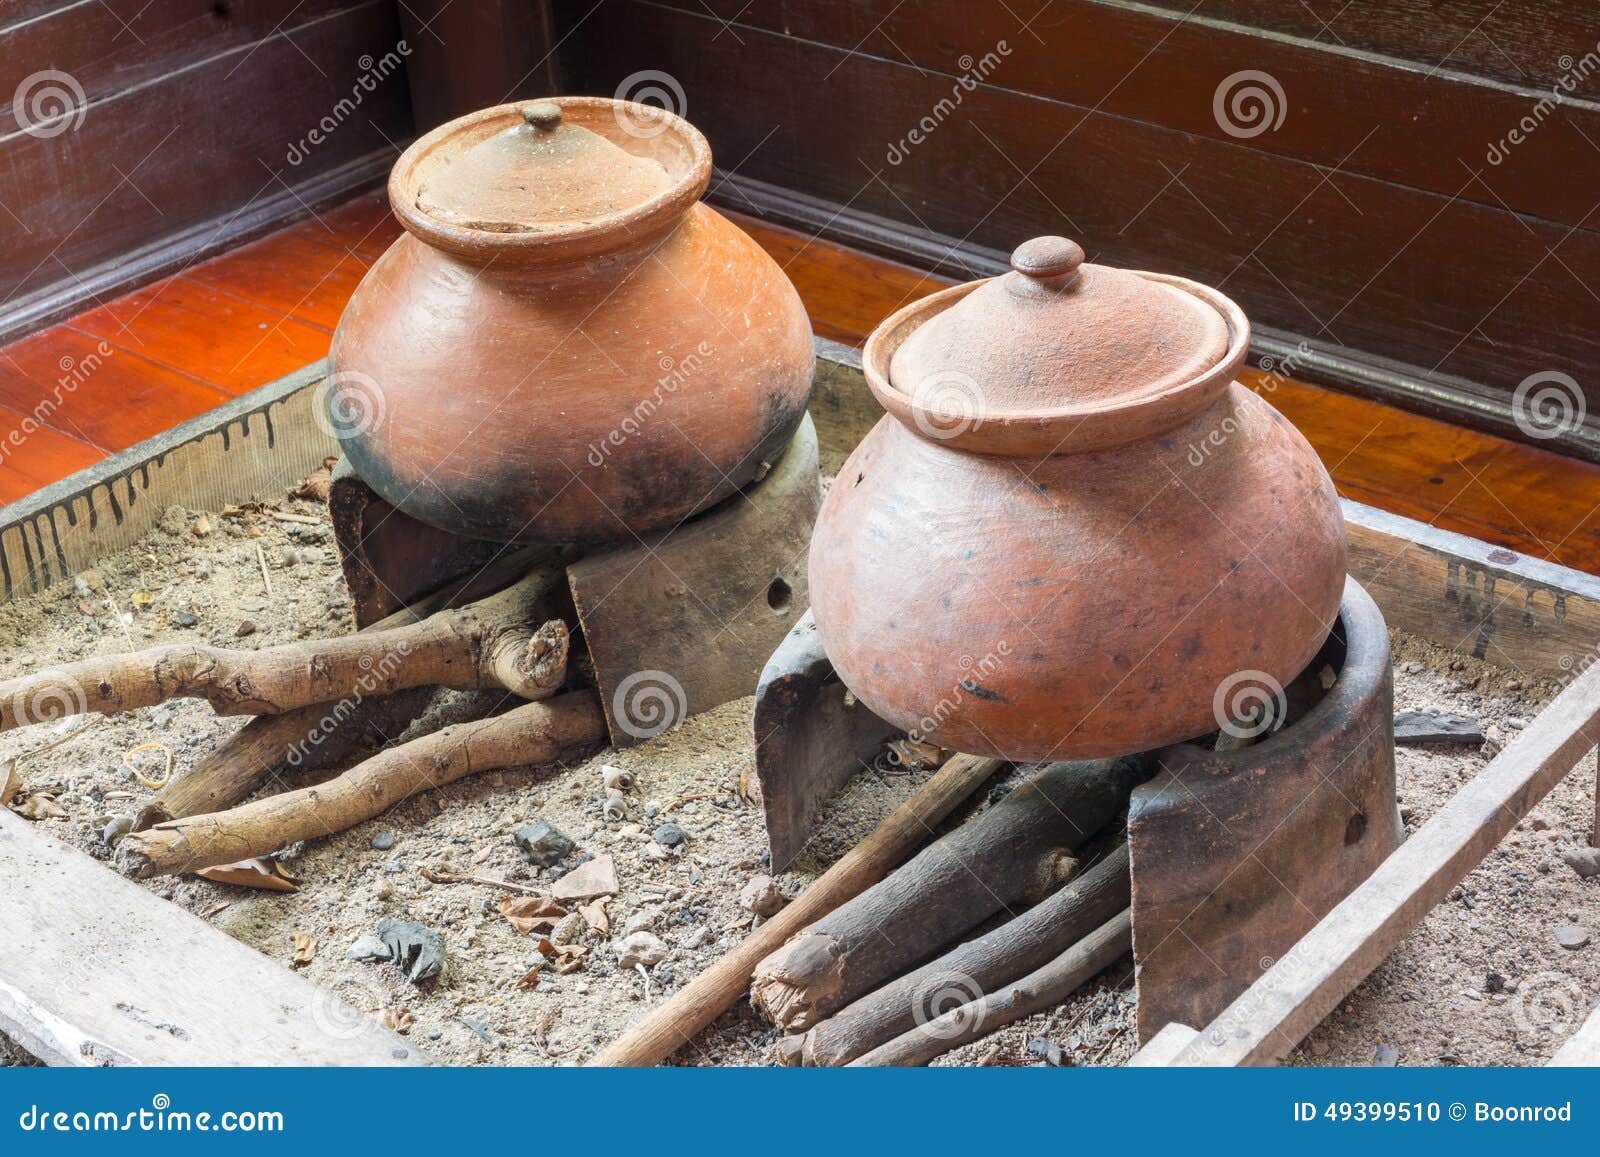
3,345 -> 1598,1065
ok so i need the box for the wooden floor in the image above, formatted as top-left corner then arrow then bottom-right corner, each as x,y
2,195 -> 1598,576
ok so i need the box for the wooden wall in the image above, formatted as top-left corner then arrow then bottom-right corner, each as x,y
0,0 -> 413,342
556,0 -> 1600,460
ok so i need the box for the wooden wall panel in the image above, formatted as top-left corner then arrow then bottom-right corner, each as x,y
0,0 -> 413,340
559,0 -> 1600,458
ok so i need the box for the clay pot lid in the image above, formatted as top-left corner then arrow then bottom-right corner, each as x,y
390,97 -> 712,265
872,236 -> 1249,456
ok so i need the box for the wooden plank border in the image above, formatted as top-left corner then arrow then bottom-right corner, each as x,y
0,805 -> 426,1066
0,362 -> 335,603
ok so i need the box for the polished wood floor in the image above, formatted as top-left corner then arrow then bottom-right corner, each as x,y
2,195 -> 1598,576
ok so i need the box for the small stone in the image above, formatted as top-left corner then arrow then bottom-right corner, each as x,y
653,822 -> 688,848
1554,925 -> 1590,951
1309,1039 -> 1329,1058
372,879 -> 395,900
377,918 -> 446,984
1538,859 -> 1554,875
616,931 -> 669,970
618,823 -> 643,838
235,620 -> 257,637
1371,1043 -> 1400,1066
345,933 -> 392,962
1527,811 -> 1551,830
100,814 -> 132,846
279,547 -> 300,567
171,608 -> 199,628
551,911 -> 586,946
1484,972 -> 1506,994
623,908 -> 661,936
679,926 -> 712,949
739,874 -> 785,917
191,514 -> 211,537
1505,716 -> 1528,730
157,505 -> 188,535
513,820 -> 575,867
551,854 -> 618,902
371,830 -> 396,851
1393,710 -> 1483,746
1563,847 -> 1600,879
641,842 -> 671,862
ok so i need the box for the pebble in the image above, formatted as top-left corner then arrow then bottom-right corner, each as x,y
653,822 -> 688,848
1563,847 -> 1600,879
551,912 -> 586,946
1526,810 -> 1550,830
372,879 -> 395,900
623,909 -> 661,936
616,931 -> 669,970
641,842 -> 671,862
679,926 -> 712,949
1554,925 -> 1590,951
235,620 -> 257,638
100,815 -> 132,845
514,820 -> 575,867
739,874 -> 785,917
171,608 -> 199,628
371,831 -> 397,851
1371,1043 -> 1400,1066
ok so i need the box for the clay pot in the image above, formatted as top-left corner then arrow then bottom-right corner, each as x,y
330,97 -> 814,545
809,236 -> 1347,761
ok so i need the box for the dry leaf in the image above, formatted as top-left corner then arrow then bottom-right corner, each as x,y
577,898 -> 610,937
130,588 -> 153,610
887,738 -> 947,769
292,930 -> 317,966
12,793 -> 66,820
196,857 -> 299,893
380,1007 -> 413,1034
0,760 -> 18,807
497,894 -> 567,935
471,845 -> 494,864
515,966 -> 541,990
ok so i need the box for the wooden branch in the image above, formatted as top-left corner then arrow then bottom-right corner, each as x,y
132,559 -> 558,830
1144,657 -> 1600,1067
849,909 -> 1132,1067
587,755 -> 1005,1067
0,568 -> 567,731
118,690 -> 604,878
793,843 -> 1130,1066
750,758 -> 1140,1032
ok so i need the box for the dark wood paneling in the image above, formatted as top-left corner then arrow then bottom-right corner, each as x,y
640,0 -> 1600,229
397,0 -> 557,130
0,0 -> 353,135
562,0 -> 1600,456
1164,1 -> 1600,94
0,0 -> 411,337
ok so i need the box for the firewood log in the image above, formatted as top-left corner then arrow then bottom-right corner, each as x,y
0,568 -> 566,732
750,757 -> 1143,1032
788,842 -> 1130,1065
118,690 -> 604,878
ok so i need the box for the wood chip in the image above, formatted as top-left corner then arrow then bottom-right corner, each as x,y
195,857 -> 299,893
292,930 -> 317,965
497,895 -> 567,935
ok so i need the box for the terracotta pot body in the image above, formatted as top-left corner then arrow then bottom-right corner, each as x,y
809,238 -> 1346,761
330,98 -> 814,545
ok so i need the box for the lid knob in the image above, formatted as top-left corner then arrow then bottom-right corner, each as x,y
1010,236 -> 1084,286
521,101 -> 563,131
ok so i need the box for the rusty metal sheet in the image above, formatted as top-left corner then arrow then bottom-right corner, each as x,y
1127,577 -> 1402,1043
569,414 -> 821,749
